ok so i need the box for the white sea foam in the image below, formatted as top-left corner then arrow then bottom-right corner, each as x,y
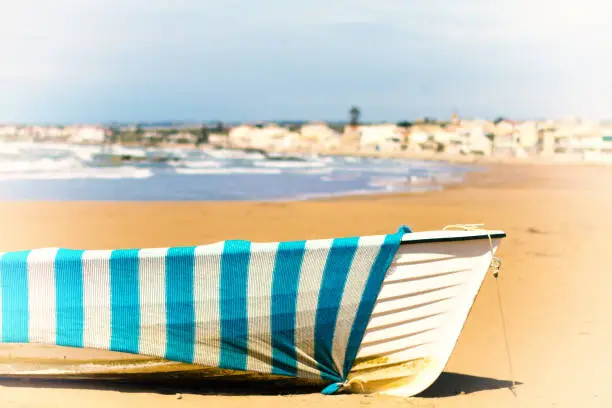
368,176 -> 409,187
328,165 -> 422,175
320,175 -> 360,182
203,149 -> 266,160
367,180 -> 407,192
254,160 -> 325,169
291,168 -> 333,175
292,184 -> 443,201
0,141 -> 466,200
71,146 -> 104,161
0,157 -> 82,173
0,145 -> 25,156
100,146 -> 147,158
0,167 -> 153,181
291,189 -> 380,201
174,167 -> 282,175
151,147 -> 190,159
343,156 -> 361,163
174,160 -> 224,168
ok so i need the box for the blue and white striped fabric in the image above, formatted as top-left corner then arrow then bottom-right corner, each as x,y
0,226 -> 409,387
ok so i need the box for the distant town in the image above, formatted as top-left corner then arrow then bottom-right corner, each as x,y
2,108 -> 612,162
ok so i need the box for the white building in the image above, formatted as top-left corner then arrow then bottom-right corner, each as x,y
541,122 -> 612,162
515,121 -> 539,149
250,125 -> 290,149
228,125 -> 255,147
491,121 -> 539,157
407,129 -> 430,151
45,127 -> 67,139
432,129 -> 463,154
459,119 -> 496,135
228,124 -> 293,150
358,124 -> 403,151
278,131 -> 301,150
207,133 -> 229,147
295,123 -> 339,151
69,126 -> 106,143
300,123 -> 339,141
0,125 -> 18,137
460,125 -> 492,156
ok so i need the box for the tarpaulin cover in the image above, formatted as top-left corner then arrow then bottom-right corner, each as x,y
0,226 -> 409,386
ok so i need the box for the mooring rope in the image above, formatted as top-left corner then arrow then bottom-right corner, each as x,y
494,268 -> 517,395
442,224 -> 517,395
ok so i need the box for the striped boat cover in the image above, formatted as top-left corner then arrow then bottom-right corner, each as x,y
0,226 -> 409,386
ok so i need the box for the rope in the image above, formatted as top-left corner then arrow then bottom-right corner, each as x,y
443,224 -> 517,395
495,271 -> 517,396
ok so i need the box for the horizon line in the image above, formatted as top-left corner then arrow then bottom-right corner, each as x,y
2,116 -> 608,127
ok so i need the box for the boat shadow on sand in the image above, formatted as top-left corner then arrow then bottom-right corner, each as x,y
416,372 -> 520,398
0,371 -> 520,397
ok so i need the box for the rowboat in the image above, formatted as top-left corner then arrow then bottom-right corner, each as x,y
0,226 -> 505,397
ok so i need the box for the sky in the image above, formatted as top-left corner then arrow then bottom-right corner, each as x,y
1,0 -> 612,123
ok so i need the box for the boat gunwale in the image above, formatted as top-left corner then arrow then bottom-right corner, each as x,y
399,232 -> 506,245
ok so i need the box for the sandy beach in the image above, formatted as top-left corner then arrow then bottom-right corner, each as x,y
0,162 -> 610,407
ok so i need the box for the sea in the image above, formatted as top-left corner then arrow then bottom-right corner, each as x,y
0,142 -> 476,201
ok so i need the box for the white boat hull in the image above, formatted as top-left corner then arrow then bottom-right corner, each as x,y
346,229 -> 503,396
0,229 -> 504,397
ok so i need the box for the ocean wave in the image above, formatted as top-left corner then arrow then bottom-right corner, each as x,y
203,149 -> 267,160
70,146 -> 105,162
309,155 -> 335,164
0,157 -> 83,173
169,160 -> 223,168
342,156 -> 362,163
290,188 -> 381,201
320,174 -> 360,182
367,176 -> 410,187
290,168 -> 333,175
329,165 -> 427,175
254,160 -> 326,169
174,167 -> 282,175
292,184 -> 443,201
424,171 -> 465,184
0,146 -> 25,156
0,167 -> 153,181
149,147 -> 190,159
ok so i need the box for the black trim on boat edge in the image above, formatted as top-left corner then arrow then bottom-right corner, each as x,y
400,232 -> 507,245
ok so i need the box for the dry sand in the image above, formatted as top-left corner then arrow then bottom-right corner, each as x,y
0,163 -> 610,407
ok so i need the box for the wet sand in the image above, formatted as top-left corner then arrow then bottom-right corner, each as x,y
0,163 -> 610,407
